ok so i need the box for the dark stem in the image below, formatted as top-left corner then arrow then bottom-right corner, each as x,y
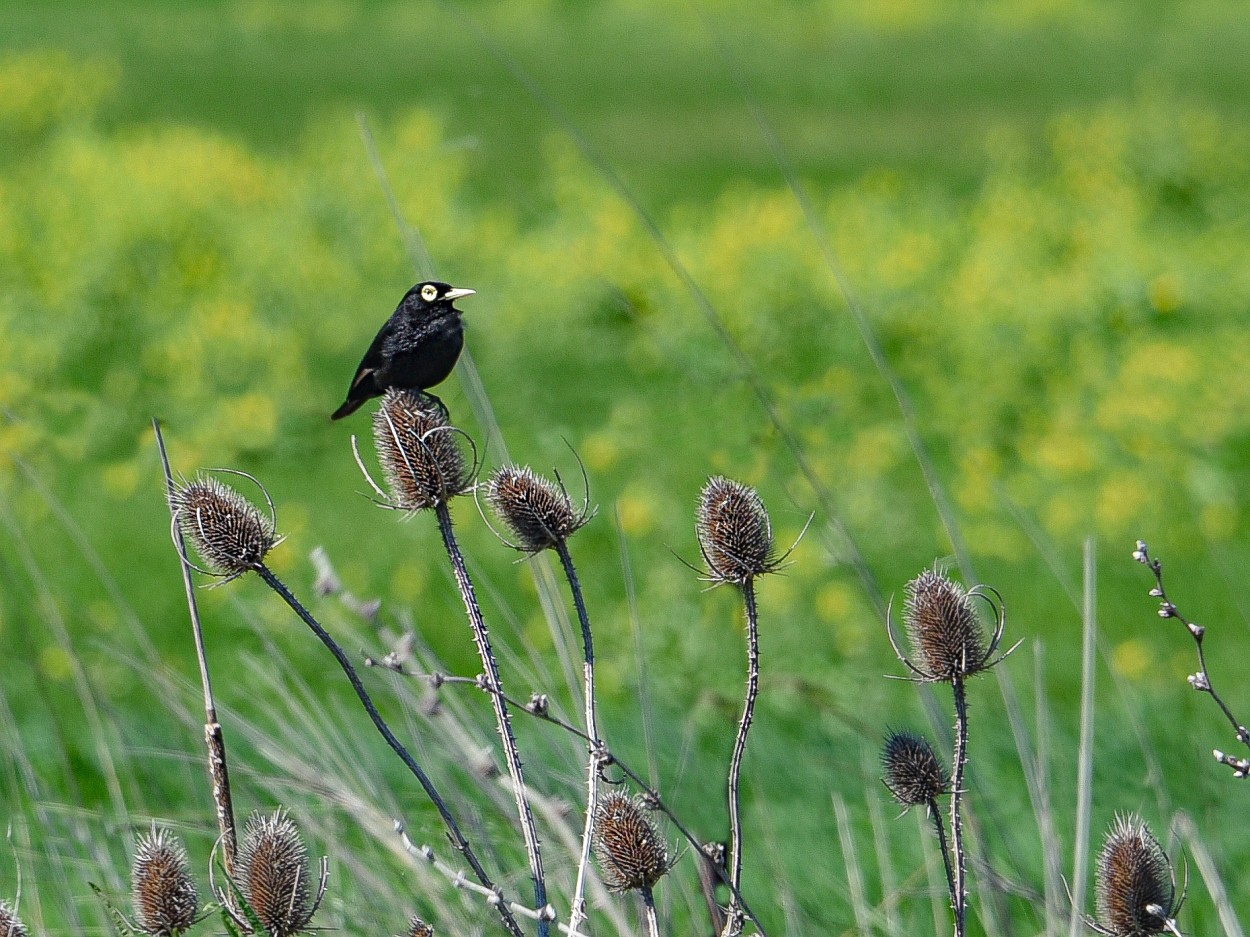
435,502 -> 550,936
721,578 -> 760,937
928,800 -> 958,926
255,564 -> 526,937
555,539 -> 602,936
950,677 -> 969,937
153,418 -> 238,877
640,885 -> 661,937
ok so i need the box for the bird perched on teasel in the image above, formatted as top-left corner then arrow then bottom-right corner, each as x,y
331,280 -> 475,420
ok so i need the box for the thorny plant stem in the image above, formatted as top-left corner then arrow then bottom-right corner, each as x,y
929,801 -> 958,929
401,668 -> 767,935
641,886 -> 662,937
153,419 -> 238,878
950,677 -> 969,937
434,501 -> 551,936
1137,542 -> 1250,774
254,564 -> 526,937
555,540 -> 602,937
720,578 -> 761,937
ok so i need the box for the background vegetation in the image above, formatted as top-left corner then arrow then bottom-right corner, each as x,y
2,1 -> 1250,934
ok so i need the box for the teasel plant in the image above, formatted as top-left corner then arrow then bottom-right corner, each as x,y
879,729 -> 955,915
0,898 -> 29,937
483,462 -> 599,936
154,419 -> 527,937
1132,539 -> 1250,779
693,476 -> 785,937
1080,813 -> 1186,937
130,826 -> 202,937
353,389 -> 552,935
592,791 -> 674,937
885,567 -> 1017,937
224,809 -> 328,937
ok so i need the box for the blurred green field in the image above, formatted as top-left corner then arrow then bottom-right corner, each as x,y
3,2 -> 1250,934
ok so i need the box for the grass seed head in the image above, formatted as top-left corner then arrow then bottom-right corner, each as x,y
903,568 -> 989,681
1095,814 -> 1178,937
487,464 -> 586,552
373,389 -> 470,511
0,899 -> 28,937
696,476 -> 777,585
881,729 -> 949,808
594,791 -> 671,893
132,826 -> 199,936
171,475 -> 278,577
237,809 -> 317,937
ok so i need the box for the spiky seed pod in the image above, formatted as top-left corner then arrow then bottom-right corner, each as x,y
696,476 -> 777,585
1095,814 -> 1178,937
132,827 -> 199,936
373,389 -> 470,511
903,569 -> 989,681
237,810 -> 316,937
486,464 -> 587,552
404,917 -> 434,937
593,792 -> 671,893
881,729 -> 950,808
170,475 -> 279,577
0,899 -> 28,937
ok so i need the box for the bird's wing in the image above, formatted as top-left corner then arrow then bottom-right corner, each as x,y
345,318 -> 396,391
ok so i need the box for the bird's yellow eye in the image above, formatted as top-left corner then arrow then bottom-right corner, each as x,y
420,284 -> 439,301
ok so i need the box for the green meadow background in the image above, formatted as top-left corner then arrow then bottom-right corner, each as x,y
2,1 -> 1250,933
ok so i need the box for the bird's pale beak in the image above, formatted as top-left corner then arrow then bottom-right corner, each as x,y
444,287 -> 476,302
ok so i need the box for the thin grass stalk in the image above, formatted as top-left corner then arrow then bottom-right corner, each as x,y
719,578 -> 760,937
153,419 -> 238,878
832,790 -> 869,935
949,677 -> 969,937
1173,811 -> 1243,937
554,539 -> 603,936
1067,539 -> 1097,937
253,563 -> 526,937
433,502 -> 551,935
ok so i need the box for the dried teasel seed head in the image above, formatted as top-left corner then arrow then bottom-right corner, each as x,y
404,917 -> 434,937
373,389 -> 470,511
903,568 -> 989,681
237,809 -> 318,937
170,474 -> 279,577
696,476 -> 777,585
131,826 -> 199,936
1095,814 -> 1179,937
486,464 -> 587,552
593,791 -> 671,893
0,899 -> 29,937
881,729 -> 949,808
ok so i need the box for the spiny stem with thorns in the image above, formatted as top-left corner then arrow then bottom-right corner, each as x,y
929,799 -> 958,921
254,563 -> 525,937
720,578 -> 760,937
153,419 -> 238,880
434,501 -> 550,935
950,677 -> 969,937
555,539 -> 603,937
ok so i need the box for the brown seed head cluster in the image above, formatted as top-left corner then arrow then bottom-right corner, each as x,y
405,917 -> 434,937
171,475 -> 279,577
696,476 -> 776,585
486,464 -> 587,553
373,389 -> 470,511
881,729 -> 950,808
593,791 -> 671,893
903,569 -> 989,681
132,827 -> 199,936
0,899 -> 28,937
1095,814 -> 1177,937
237,809 -> 317,937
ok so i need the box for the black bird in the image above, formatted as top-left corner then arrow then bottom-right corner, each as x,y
331,280 -> 475,420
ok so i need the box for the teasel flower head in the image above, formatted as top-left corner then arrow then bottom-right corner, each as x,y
403,917 -> 434,937
486,464 -> 591,553
235,809 -> 326,937
368,389 -> 471,511
889,567 -> 1013,682
881,729 -> 949,809
131,826 -> 199,936
170,473 -> 281,580
1090,814 -> 1184,937
0,899 -> 28,937
593,791 -> 673,893
696,476 -> 778,585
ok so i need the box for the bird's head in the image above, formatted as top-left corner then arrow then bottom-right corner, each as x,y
409,281 -> 476,308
